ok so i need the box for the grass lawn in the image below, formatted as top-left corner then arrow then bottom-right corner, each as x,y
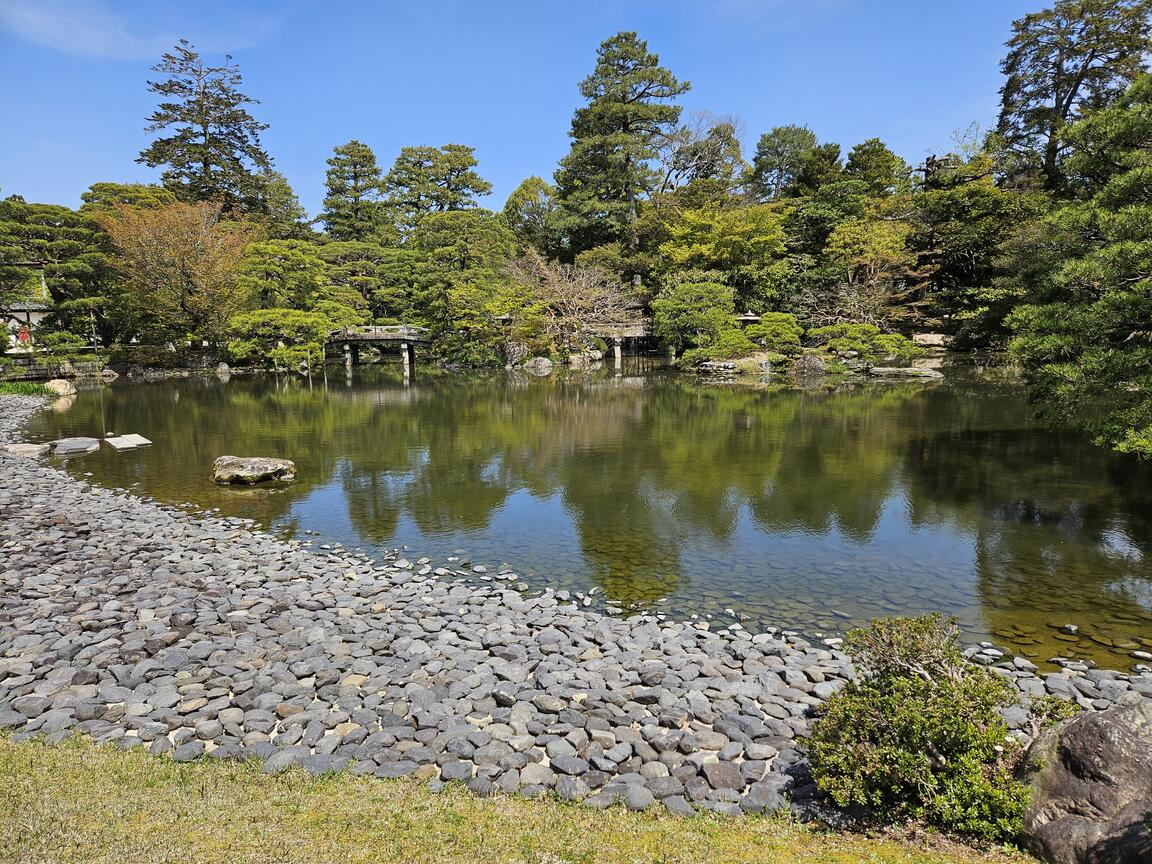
0,737 -> 1029,864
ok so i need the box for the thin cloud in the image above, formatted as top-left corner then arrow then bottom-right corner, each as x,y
0,0 -> 283,60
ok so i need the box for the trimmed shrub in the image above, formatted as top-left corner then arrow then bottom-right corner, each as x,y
745,313 -> 803,355
806,323 -> 921,362
681,327 -> 757,365
808,614 -> 1027,841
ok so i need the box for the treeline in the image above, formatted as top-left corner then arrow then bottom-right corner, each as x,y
1,1 -> 1152,455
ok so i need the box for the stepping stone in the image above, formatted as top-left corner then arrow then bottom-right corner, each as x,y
121,434 -> 153,446
105,437 -> 138,450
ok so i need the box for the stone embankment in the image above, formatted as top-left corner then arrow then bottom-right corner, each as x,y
1,394 -> 1149,818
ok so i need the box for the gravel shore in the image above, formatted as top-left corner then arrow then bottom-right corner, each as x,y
2,394 -> 1149,817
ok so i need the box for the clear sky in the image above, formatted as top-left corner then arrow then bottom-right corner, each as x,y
0,0 -> 1040,217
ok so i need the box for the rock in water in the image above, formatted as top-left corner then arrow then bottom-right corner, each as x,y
45,379 -> 77,396
523,357 -> 553,376
52,437 -> 100,456
212,456 -> 296,485
1020,703 -> 1152,864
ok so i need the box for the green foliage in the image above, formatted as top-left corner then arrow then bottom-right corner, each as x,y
809,614 -> 1027,841
79,183 -> 177,212
137,40 -> 271,209
680,327 -> 755,364
226,307 -> 346,371
237,240 -> 330,309
651,280 -> 734,353
745,313 -> 803,354
382,144 -> 492,234
997,0 -> 1152,190
257,170 -> 312,240
748,125 -> 818,201
502,176 -> 559,255
321,141 -> 390,242
554,31 -> 689,254
844,138 -> 908,196
807,323 -> 921,361
789,142 -> 844,197
1008,74 -> 1152,456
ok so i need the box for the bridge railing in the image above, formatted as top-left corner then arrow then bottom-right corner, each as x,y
328,325 -> 431,342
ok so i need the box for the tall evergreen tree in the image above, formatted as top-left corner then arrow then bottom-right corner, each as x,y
137,40 -> 271,209
321,141 -> 388,242
502,176 -> 559,255
748,125 -> 817,201
789,143 -> 844,196
382,144 -> 492,233
997,0 -> 1152,191
844,138 -> 908,196
554,32 -> 689,255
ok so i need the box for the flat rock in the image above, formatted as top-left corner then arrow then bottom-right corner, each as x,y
212,455 -> 296,485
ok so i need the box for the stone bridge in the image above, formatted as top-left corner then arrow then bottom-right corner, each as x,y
326,325 -> 431,369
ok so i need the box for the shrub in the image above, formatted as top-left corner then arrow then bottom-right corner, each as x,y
651,281 -> 735,353
226,308 -> 335,372
806,323 -> 921,362
745,313 -> 803,355
680,327 -> 756,365
808,614 -> 1027,841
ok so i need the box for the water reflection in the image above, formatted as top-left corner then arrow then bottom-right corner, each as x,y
24,362 -> 1152,666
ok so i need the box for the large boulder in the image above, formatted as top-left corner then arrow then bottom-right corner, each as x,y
1020,703 -> 1152,864
791,354 -> 827,377
212,456 -> 296,485
44,378 -> 77,396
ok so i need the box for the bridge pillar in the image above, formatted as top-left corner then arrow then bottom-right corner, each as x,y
612,337 -> 622,369
343,343 -> 352,370
400,342 -> 414,371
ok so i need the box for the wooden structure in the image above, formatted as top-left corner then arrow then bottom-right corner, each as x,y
327,325 -> 431,370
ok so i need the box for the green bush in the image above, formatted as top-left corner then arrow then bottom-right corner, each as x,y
806,323 -> 921,362
226,308 -> 334,372
745,313 -> 803,355
681,327 -> 757,365
808,614 -> 1027,841
0,381 -> 54,396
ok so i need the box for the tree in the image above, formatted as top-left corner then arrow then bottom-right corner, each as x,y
553,32 -> 689,255
844,138 -> 908,196
656,112 -> 745,196
79,183 -> 177,212
660,203 -> 788,310
748,125 -> 817,201
382,144 -> 492,233
227,306 -> 361,372
1008,74 -> 1152,456
824,216 -> 916,326
98,201 -> 257,343
508,250 -> 638,353
502,176 -> 559,254
997,0 -> 1152,191
137,40 -> 271,209
321,141 -> 389,242
0,198 -> 109,306
651,280 -> 735,353
789,142 -> 844,196
258,170 -> 311,239
236,240 -> 330,309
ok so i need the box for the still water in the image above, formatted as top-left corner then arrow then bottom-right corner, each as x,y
22,361 -> 1152,666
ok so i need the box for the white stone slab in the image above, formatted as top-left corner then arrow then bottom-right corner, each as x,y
120,434 -> 153,446
105,437 -> 138,450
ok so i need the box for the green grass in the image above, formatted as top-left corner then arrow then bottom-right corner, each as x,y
0,737 -> 1030,864
0,381 -> 54,396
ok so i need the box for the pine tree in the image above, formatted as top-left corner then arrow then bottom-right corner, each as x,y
997,0 -> 1152,191
748,125 -> 817,201
554,32 -> 689,255
321,141 -> 388,242
137,40 -> 271,209
844,138 -> 908,196
382,144 -> 492,234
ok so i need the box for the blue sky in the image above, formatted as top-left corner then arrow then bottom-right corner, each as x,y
0,0 -> 1040,217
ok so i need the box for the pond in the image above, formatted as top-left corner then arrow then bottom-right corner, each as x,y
21,360 -> 1152,667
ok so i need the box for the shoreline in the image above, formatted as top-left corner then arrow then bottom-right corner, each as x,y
2,393 -> 1149,817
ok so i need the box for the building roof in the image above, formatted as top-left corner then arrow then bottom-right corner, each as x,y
3,301 -> 53,312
